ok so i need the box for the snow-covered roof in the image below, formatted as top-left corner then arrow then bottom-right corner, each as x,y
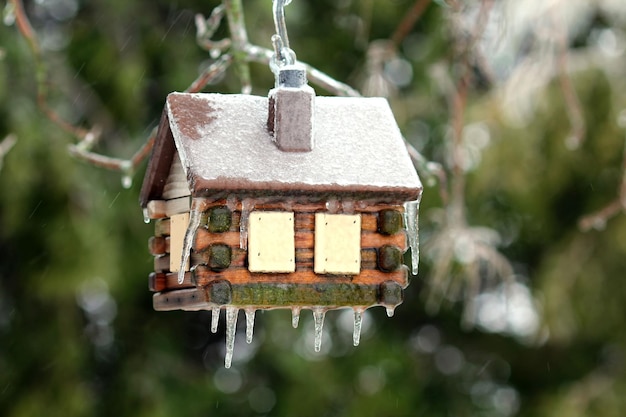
140,92 -> 421,207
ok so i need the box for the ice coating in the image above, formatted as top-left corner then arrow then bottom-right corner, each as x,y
142,208 -> 150,224
239,198 -> 255,250
353,309 -> 363,346
211,306 -> 220,333
178,198 -> 205,284
165,93 -> 421,200
325,199 -> 340,213
312,308 -> 326,352
225,306 -> 238,368
404,198 -> 421,275
226,195 -> 238,212
245,308 -> 255,344
342,200 -> 355,214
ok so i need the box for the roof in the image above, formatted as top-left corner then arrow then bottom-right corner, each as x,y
140,92 -> 421,207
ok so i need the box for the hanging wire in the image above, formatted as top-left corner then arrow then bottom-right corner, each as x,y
270,0 -> 297,74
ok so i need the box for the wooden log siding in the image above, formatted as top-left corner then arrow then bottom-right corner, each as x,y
148,201 -> 408,297
149,268 -> 409,293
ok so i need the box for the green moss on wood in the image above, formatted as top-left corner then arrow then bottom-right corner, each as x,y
378,245 -> 403,272
231,283 -> 380,307
378,281 -> 403,306
209,244 -> 232,271
208,206 -> 232,233
378,209 -> 403,235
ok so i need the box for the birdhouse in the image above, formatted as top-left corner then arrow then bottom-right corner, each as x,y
139,66 -> 422,366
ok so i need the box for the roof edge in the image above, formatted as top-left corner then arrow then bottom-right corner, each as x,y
139,107 -> 177,208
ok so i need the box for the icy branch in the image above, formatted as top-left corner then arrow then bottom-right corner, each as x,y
0,134 -> 17,171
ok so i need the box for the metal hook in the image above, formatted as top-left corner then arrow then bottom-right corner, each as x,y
271,0 -> 296,74
273,0 -> 291,51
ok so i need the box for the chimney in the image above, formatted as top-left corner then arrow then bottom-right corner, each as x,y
268,65 -> 315,152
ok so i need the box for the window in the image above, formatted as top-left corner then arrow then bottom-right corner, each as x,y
248,211 -> 295,273
314,213 -> 361,275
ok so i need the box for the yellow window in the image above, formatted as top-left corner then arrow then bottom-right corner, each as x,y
248,211 -> 295,273
314,213 -> 361,275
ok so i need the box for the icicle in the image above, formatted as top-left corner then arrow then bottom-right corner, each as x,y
245,308 -> 256,344
312,308 -> 326,352
291,307 -> 301,328
239,198 -> 255,250
386,306 -> 395,317
211,306 -> 220,333
325,199 -> 340,214
281,198 -> 294,212
342,200 -> 355,214
226,195 -> 238,212
353,309 -> 363,346
224,306 -> 239,368
178,198 -> 206,284
142,208 -> 150,224
404,198 -> 421,275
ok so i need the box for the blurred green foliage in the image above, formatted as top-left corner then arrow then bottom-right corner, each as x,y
1,1 -> 626,416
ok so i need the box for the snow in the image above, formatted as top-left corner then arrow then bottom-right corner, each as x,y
166,92 -> 421,200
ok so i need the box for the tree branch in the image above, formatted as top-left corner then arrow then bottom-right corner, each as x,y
579,135 -> 626,231
391,0 -> 432,46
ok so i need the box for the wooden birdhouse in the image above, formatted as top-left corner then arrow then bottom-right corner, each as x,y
139,66 -> 422,367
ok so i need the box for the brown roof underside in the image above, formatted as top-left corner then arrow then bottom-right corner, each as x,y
139,109 -> 177,207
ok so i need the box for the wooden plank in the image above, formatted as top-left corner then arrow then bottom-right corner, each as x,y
193,266 -> 408,288
294,231 -> 407,251
148,236 -> 169,255
154,253 -> 206,273
165,196 -> 190,217
153,281 -> 405,310
194,230 -> 241,250
154,255 -> 169,272
147,200 -> 167,219
148,272 -> 166,292
188,198 -> 405,214
192,247 -> 377,270
294,212 -> 377,232
152,264 -> 408,293
194,229 -> 406,251
154,218 -> 171,237
139,110 -> 176,208
162,155 -> 191,200
153,288 -> 209,311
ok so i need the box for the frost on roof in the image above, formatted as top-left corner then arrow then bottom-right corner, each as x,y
166,92 -> 421,200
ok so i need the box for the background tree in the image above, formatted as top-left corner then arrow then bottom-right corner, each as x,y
1,0 -> 626,416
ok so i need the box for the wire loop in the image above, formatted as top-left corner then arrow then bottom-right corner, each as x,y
270,0 -> 296,74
